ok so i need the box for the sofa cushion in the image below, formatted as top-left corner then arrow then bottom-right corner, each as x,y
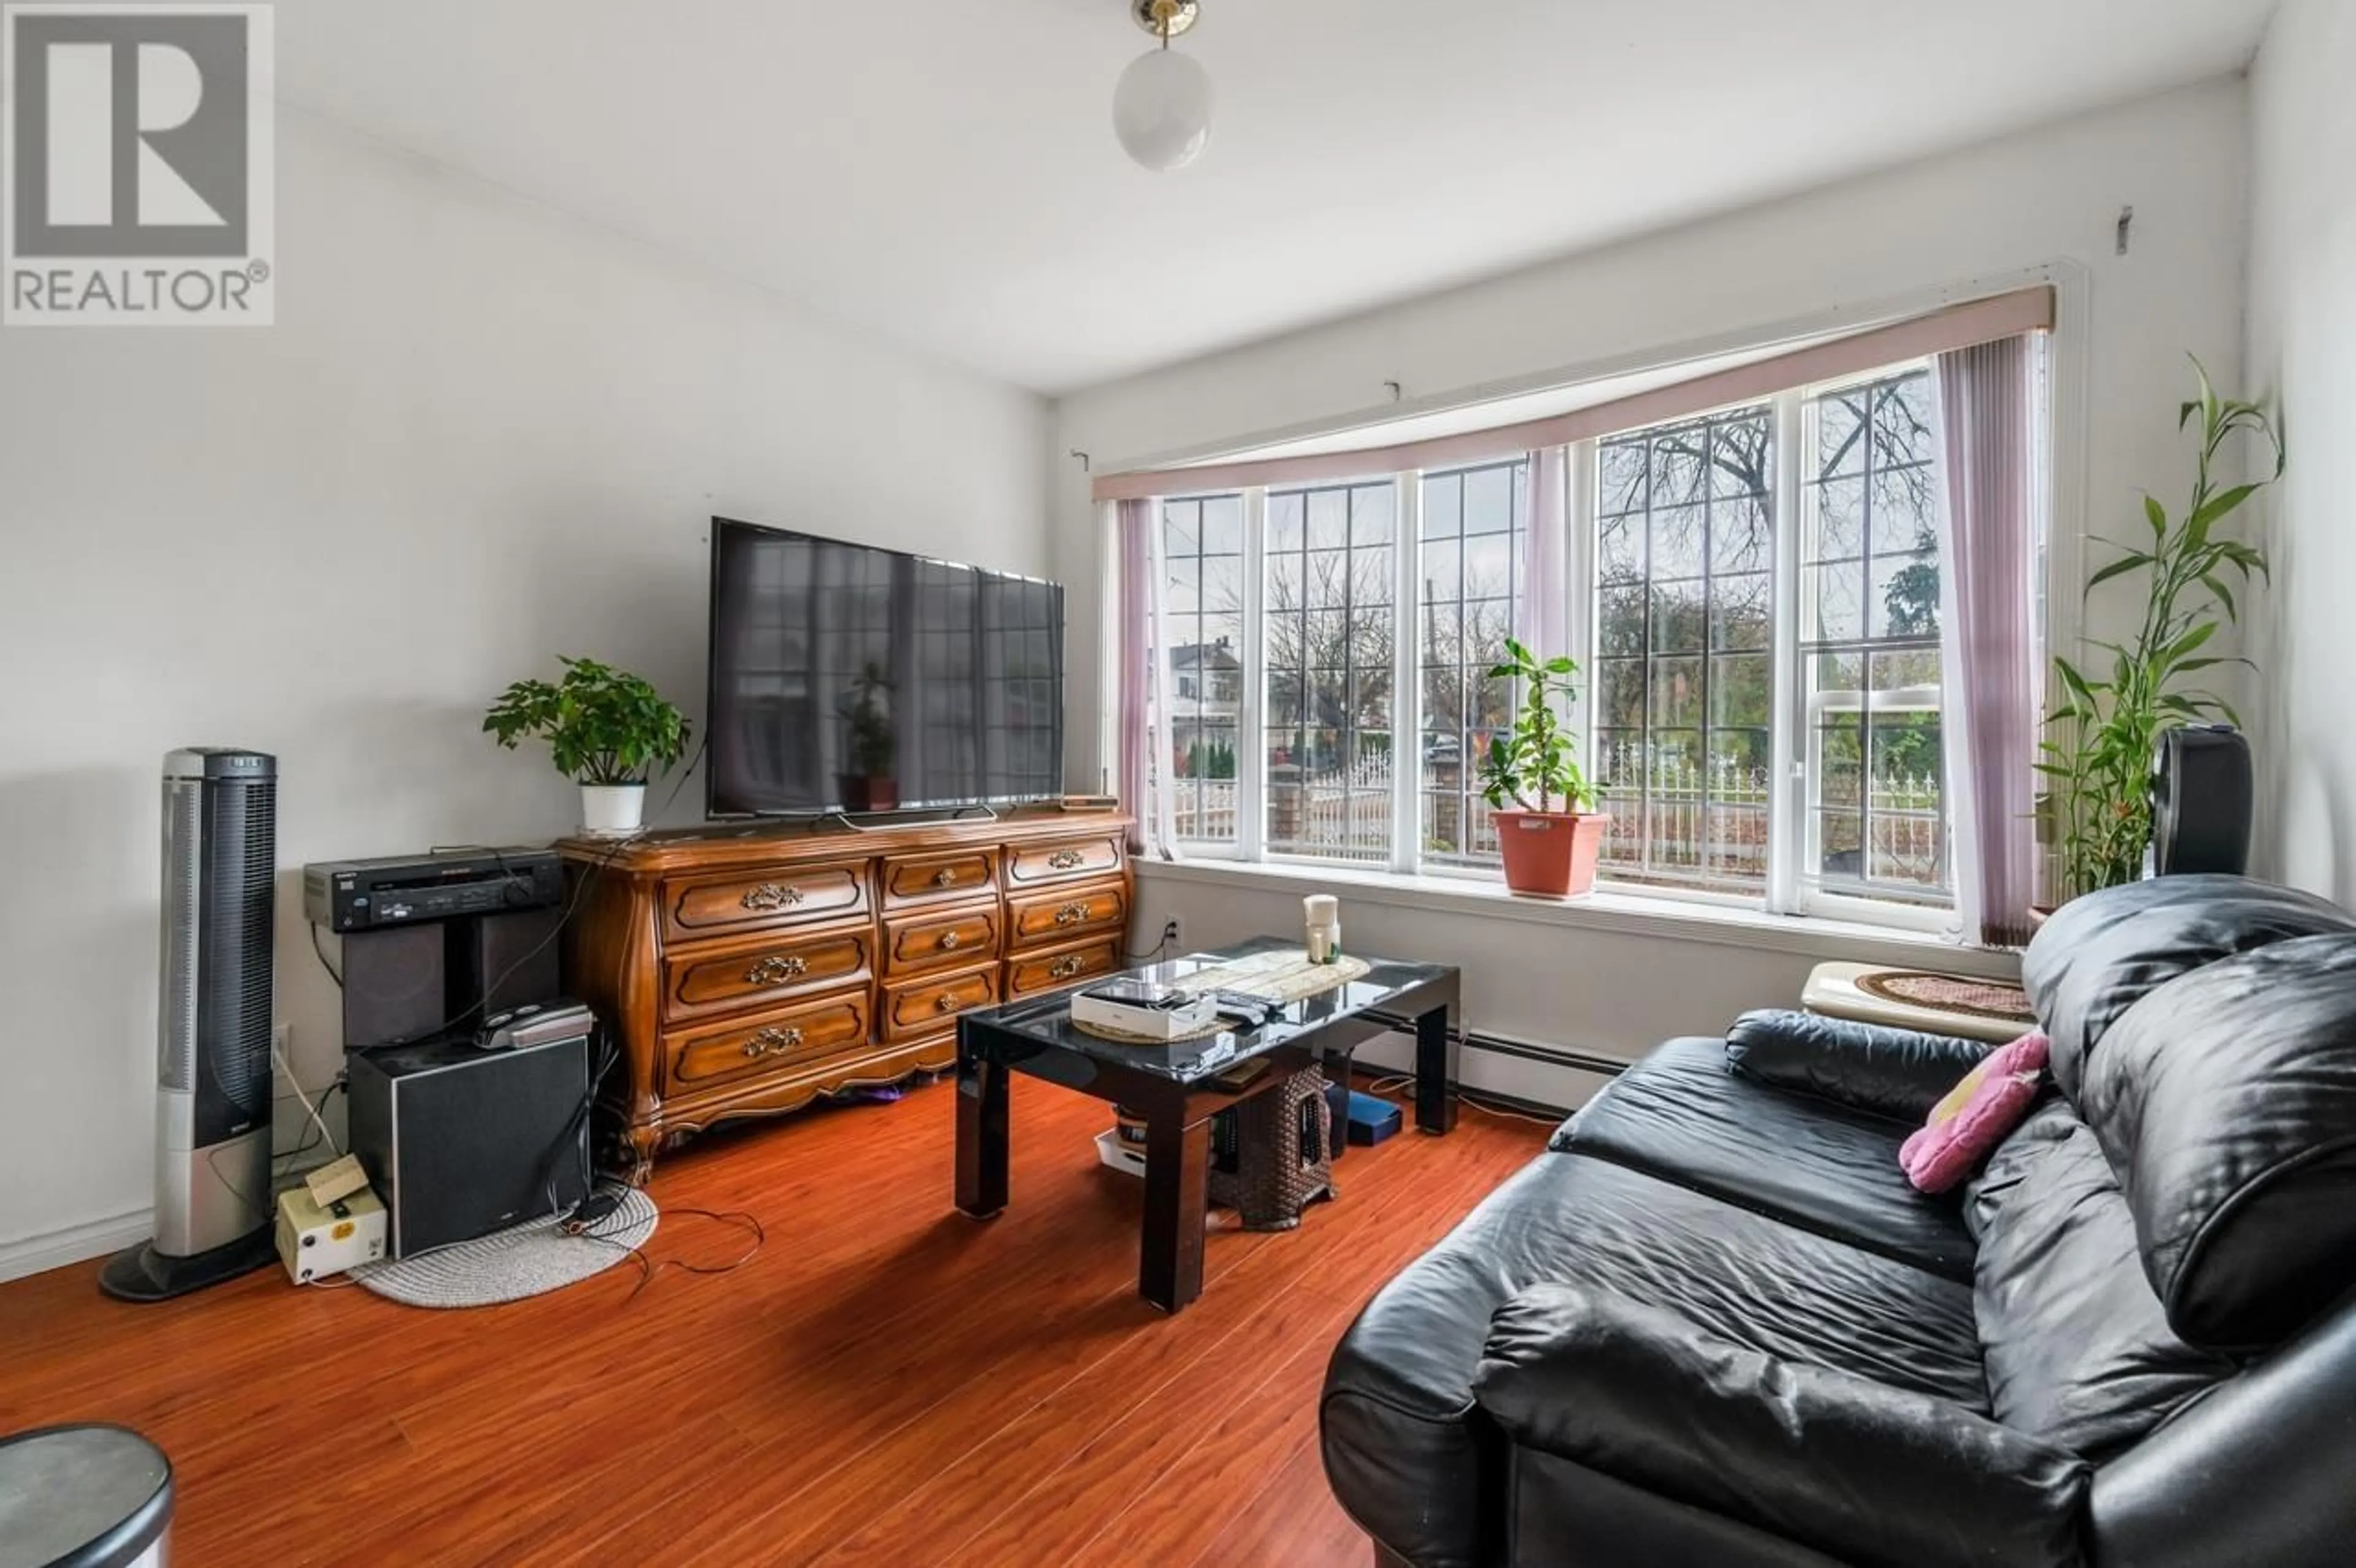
1322,1150 -> 1986,1567
1477,1286 -> 2089,1568
2077,932 -> 2356,1351
1971,1118 -> 2235,1459
1725,1009 -> 1997,1122
1552,1037 -> 1976,1281
2020,875 -> 2355,1100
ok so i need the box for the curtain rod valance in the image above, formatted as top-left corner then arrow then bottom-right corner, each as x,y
1092,285 -> 2055,502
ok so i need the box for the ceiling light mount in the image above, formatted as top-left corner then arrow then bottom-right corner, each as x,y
1131,0 -> 1199,43
1112,1 -> 1211,171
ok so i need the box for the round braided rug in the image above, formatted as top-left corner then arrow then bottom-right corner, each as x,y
1855,970 -> 2035,1023
350,1185 -> 658,1309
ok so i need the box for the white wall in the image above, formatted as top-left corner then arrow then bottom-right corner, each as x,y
2246,1 -> 2356,901
1053,80 -> 2249,1096
0,110 -> 1049,1277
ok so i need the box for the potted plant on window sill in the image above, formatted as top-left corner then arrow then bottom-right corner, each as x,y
483,656 -> 691,837
1480,638 -> 1611,899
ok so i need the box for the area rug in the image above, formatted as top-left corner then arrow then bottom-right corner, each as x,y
350,1185 -> 658,1309
1855,970 -> 2035,1023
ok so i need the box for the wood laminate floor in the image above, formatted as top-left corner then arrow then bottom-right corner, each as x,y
2,1073 -> 1550,1567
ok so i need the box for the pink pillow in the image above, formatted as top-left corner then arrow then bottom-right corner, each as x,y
1900,1031 -> 2050,1195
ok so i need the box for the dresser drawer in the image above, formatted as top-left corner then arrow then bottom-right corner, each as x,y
1005,833 -> 1125,889
661,921 -> 874,1024
880,850 -> 999,910
660,861 -> 869,943
665,988 -> 872,1094
1005,938 -> 1123,999
1006,881 -> 1130,952
880,964 -> 999,1042
885,903 -> 1003,977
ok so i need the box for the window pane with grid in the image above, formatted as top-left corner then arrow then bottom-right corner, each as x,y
1592,409 -> 1774,892
1803,369 -> 1949,901
1159,496 -> 1242,844
1419,459 -> 1526,865
1265,480 -> 1396,862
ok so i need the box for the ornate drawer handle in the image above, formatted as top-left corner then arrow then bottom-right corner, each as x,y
936,991 -> 961,1012
745,954 -> 809,986
1053,901 -> 1092,927
1049,955 -> 1087,981
741,883 -> 805,912
742,1026 -> 805,1059
1046,849 -> 1085,870
934,867 -> 960,888
939,930 -> 963,950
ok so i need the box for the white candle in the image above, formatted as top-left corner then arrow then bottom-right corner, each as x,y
1304,894 -> 1341,963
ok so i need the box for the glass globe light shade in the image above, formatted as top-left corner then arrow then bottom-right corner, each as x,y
1112,47 -> 1213,172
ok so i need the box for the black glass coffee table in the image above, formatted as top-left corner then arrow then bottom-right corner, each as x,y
955,936 -> 1461,1313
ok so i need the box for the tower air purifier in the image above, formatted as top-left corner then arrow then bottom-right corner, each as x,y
100,749 -> 280,1301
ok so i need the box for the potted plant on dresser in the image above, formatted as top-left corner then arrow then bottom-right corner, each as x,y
1480,638 -> 1611,898
483,656 -> 691,836
835,659 -> 899,812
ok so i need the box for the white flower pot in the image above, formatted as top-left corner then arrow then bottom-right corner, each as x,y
579,783 -> 645,837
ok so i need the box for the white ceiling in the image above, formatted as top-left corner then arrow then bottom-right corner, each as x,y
275,1 -> 2276,395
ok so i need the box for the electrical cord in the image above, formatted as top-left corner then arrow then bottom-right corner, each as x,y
310,924 -> 344,989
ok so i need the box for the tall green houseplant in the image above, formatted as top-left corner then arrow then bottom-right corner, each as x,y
2040,362 -> 2284,902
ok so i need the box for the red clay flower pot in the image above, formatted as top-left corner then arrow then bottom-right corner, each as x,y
1495,810 -> 1611,898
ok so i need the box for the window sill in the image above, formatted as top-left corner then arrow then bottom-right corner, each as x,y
1134,856 -> 2020,975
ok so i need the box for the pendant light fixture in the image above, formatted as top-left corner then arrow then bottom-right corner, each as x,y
1112,0 -> 1212,172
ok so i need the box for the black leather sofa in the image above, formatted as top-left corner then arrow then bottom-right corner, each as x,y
1322,875 -> 2356,1567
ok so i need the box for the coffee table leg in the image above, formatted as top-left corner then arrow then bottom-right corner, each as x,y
1415,1002 -> 1458,1135
1140,1108 -> 1209,1313
955,1047 -> 1009,1218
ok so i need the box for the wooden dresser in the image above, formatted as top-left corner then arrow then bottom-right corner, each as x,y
558,809 -> 1134,1181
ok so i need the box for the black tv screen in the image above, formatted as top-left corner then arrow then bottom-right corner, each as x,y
706,518 -> 1065,817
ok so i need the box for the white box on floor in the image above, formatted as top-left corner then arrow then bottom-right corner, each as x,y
274,1185 -> 387,1284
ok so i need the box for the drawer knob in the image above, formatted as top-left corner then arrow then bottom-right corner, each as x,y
939,930 -> 962,950
1053,901 -> 1091,927
746,954 -> 809,985
934,867 -> 960,888
742,1026 -> 805,1059
936,991 -> 961,1013
1047,849 -> 1085,870
1049,955 -> 1086,981
741,883 -> 805,912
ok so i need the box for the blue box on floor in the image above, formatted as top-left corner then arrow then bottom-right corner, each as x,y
1346,1090 -> 1403,1146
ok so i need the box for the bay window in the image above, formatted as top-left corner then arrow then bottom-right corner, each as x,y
1122,289 -> 2054,937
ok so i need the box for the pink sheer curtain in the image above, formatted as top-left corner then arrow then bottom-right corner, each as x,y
1115,498 -> 1154,855
1934,337 -> 2039,947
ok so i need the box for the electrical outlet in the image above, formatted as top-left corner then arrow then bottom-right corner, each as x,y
272,1022 -> 292,1066
1161,917 -> 1182,951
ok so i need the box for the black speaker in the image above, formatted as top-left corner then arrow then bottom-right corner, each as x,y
342,924 -> 447,1050
452,907 -> 564,1025
2150,725 -> 2254,877
345,1027 -> 592,1258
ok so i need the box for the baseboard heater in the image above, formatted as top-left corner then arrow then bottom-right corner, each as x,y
1357,1013 -> 1626,1120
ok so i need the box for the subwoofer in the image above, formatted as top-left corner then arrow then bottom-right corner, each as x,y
101,749 -> 279,1301
2150,724 -> 2254,877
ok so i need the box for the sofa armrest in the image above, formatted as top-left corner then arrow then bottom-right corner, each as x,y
1725,1008 -> 1996,1121
1472,1284 -> 2088,1568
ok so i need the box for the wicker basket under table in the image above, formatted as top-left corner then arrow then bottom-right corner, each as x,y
1209,1064 -> 1337,1231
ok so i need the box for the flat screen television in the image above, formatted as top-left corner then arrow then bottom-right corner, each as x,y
706,518 -> 1065,817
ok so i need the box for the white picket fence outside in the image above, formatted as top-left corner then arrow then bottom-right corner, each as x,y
1168,744 -> 1945,886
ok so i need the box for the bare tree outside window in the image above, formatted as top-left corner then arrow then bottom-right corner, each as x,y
1420,459 -> 1527,864
1265,481 -> 1396,861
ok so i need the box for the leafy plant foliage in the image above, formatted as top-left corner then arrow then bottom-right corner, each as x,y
483,656 -> 690,786
838,661 -> 896,777
2039,360 -> 2282,901
1479,637 -> 1600,815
